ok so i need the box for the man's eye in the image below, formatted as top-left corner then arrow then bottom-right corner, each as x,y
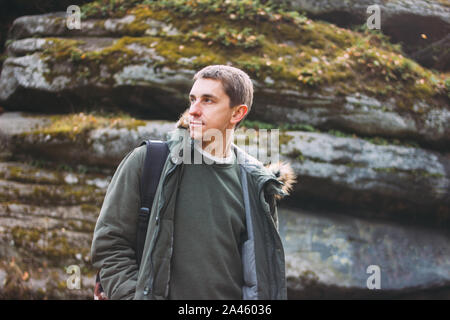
205,99 -> 212,103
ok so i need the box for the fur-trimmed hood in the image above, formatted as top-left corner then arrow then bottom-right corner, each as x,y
174,109 -> 296,200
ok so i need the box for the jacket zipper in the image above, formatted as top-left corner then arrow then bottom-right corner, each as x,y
146,163 -> 178,297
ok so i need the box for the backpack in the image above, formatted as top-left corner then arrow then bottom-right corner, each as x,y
94,139 -> 170,300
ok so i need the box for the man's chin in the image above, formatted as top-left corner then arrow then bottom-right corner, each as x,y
190,131 -> 203,141
189,125 -> 205,141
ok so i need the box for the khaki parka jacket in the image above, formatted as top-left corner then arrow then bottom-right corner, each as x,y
91,110 -> 296,300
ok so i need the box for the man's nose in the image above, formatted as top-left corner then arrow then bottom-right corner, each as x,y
189,99 -> 202,116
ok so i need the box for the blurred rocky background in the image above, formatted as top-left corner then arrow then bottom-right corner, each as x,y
0,0 -> 448,299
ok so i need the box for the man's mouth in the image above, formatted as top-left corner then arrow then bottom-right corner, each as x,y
190,121 -> 204,127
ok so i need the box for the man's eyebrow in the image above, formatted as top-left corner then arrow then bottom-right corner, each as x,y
189,93 -> 218,100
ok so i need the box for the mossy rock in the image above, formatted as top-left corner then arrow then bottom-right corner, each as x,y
0,0 -> 448,149
280,130 -> 450,228
5,112 -> 172,168
272,0 -> 450,71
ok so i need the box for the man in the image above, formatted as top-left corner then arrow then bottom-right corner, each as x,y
91,65 -> 295,300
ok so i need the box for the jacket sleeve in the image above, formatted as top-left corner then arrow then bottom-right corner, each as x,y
90,145 -> 146,300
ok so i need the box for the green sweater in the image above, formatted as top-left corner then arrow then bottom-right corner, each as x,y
168,142 -> 247,300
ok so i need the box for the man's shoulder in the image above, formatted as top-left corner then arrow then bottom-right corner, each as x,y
233,144 -> 296,199
126,143 -> 147,162
133,143 -> 147,157
115,143 -> 147,174
233,144 -> 272,177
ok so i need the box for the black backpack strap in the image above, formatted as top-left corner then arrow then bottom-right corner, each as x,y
135,139 -> 169,266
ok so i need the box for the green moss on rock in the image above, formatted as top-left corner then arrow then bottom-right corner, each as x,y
1,165 -> 60,185
11,226 -> 41,246
37,0 -> 447,115
22,112 -> 146,143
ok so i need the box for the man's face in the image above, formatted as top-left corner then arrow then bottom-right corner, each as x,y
188,78 -> 245,146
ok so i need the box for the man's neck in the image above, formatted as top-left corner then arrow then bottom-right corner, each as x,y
201,129 -> 234,158
194,142 -> 235,165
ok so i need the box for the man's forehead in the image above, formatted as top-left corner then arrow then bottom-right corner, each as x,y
189,78 -> 225,96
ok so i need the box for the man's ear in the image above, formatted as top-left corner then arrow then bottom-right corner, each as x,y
231,104 -> 248,126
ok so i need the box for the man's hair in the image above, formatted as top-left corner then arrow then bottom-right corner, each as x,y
193,65 -> 253,128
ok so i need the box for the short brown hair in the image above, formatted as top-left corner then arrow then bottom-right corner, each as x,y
193,65 -> 253,128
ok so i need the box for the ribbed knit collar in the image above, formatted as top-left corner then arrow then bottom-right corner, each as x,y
192,139 -> 236,166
